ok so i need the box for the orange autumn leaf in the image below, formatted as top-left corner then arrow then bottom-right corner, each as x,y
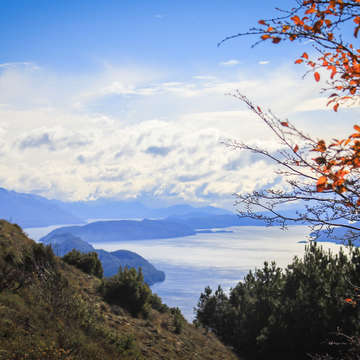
291,15 -> 303,26
354,26 -> 359,38
305,6 -> 317,14
333,103 -> 339,112
314,140 -> 327,152
317,176 -> 327,185
314,72 -> 320,82
294,144 -> 299,153
354,125 -> 360,132
325,19 -> 332,27
316,176 -> 328,192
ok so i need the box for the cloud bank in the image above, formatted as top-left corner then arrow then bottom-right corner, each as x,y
0,62 -> 358,207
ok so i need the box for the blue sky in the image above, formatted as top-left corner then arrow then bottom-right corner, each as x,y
0,0 -> 298,72
0,1 -> 359,208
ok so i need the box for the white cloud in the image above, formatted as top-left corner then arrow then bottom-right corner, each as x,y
219,59 -> 240,67
193,75 -> 217,80
293,97 -> 329,112
258,60 -> 270,65
0,62 -> 39,70
0,61 -> 357,206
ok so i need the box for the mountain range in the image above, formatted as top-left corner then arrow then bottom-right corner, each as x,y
0,187 -> 237,228
0,187 -> 83,227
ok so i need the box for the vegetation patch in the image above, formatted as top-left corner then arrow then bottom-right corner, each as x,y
195,243 -> 360,359
63,249 -> 103,278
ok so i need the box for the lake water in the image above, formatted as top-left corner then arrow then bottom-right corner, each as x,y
88,226 -> 343,321
25,224 -> 344,321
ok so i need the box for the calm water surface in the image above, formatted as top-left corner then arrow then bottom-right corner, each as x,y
91,226 -> 343,321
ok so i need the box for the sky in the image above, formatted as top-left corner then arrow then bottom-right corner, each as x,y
0,0 -> 359,208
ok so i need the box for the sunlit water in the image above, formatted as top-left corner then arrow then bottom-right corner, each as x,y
25,225 -> 344,321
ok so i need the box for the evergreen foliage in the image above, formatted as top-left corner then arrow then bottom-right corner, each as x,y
100,266 -> 152,317
63,249 -> 103,278
149,293 -> 169,313
195,243 -> 360,360
171,307 -> 186,334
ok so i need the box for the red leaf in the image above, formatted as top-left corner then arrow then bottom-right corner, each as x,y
333,103 -> 339,112
280,122 -> 289,127
314,72 -> 320,82
301,52 -> 309,59
272,37 -> 281,44
294,145 -> 299,153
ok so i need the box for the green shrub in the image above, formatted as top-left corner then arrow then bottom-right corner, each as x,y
195,243 -> 360,360
171,307 -> 185,334
149,293 -> 169,313
63,249 -> 103,278
100,266 -> 151,317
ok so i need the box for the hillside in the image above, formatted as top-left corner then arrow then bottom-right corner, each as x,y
39,219 -> 196,243
314,223 -> 360,246
41,232 -> 165,284
0,220 -> 237,360
38,214 -> 269,246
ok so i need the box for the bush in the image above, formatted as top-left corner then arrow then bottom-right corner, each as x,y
195,243 -> 360,360
171,307 -> 185,334
149,293 -> 169,313
63,249 -> 103,278
100,266 -> 151,317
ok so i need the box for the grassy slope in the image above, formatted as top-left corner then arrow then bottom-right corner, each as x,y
0,220 -> 237,360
